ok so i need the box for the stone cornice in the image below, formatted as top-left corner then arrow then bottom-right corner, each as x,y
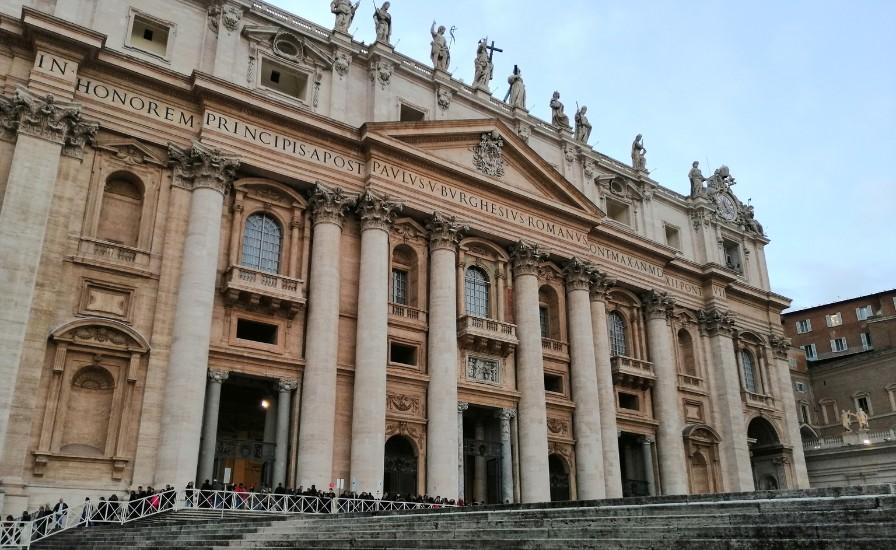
426,211 -> 467,252
642,289 -> 675,320
308,181 -> 354,227
562,257 -> 594,292
698,307 -> 736,336
589,270 -> 616,303
168,140 -> 240,195
0,88 -> 97,155
355,188 -> 403,232
510,240 -> 547,278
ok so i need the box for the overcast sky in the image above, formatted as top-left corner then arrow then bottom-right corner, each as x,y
269,0 -> 895,310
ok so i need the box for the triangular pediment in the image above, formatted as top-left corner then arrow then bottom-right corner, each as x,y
96,139 -> 165,166
363,119 -> 601,220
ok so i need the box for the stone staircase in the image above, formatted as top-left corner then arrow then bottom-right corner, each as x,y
34,485 -> 896,549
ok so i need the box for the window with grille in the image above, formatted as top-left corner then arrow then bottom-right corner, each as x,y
539,306 -> 549,337
391,269 -> 409,305
464,267 -> 490,318
607,311 -> 627,357
740,350 -> 757,393
241,213 -> 282,273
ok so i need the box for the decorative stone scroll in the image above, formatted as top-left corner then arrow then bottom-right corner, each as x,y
278,378 -> 298,392
168,140 -> 240,195
208,369 -> 229,384
308,182 -> 354,227
0,88 -> 98,156
768,334 -> 791,360
472,130 -> 505,178
698,307 -> 736,336
589,270 -> 616,303
426,211 -> 467,251
510,240 -> 547,277
355,188 -> 403,231
436,86 -> 452,111
562,257 -> 594,292
546,417 -> 570,436
387,392 -> 421,416
642,289 -> 674,321
369,58 -> 393,90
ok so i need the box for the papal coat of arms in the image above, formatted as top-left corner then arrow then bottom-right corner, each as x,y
472,130 -> 504,177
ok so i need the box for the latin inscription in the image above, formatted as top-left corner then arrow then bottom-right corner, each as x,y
75,78 -> 197,129
34,51 -> 76,81
204,111 -> 363,176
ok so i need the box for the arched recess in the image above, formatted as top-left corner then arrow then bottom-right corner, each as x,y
33,318 -> 150,479
676,328 -> 699,377
683,424 -> 721,494
747,415 -> 792,491
800,424 -> 819,441
736,330 -> 769,395
538,284 -> 562,340
548,453 -> 571,502
606,288 -> 647,360
391,243 -> 420,307
97,171 -> 144,248
385,420 -> 425,496
383,435 -> 418,497
458,237 -> 510,321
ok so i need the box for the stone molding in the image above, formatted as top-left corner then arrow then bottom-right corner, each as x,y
355,188 -> 403,232
208,369 -> 229,383
589,270 -> 616,303
642,289 -> 675,321
562,257 -> 594,292
278,378 -> 299,392
308,181 -> 354,227
168,140 -> 240,195
698,307 -> 736,336
0,88 -> 97,156
509,240 -> 546,278
426,211 -> 467,252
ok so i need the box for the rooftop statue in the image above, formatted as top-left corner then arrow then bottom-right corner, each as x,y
574,106 -> 591,144
472,38 -> 494,92
550,91 -> 569,128
688,161 -> 706,197
373,1 -> 392,44
504,65 -> 526,109
631,134 -> 647,172
430,21 -> 450,71
330,0 -> 359,34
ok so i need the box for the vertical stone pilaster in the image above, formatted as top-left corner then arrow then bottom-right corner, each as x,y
769,335 -> 810,488
699,308 -> 754,492
563,258 -> 605,499
509,241 -> 551,503
197,369 -> 229,484
274,378 -> 297,488
296,183 -> 354,489
349,189 -> 402,493
589,271 -> 623,498
643,290 -> 688,495
155,141 -> 239,487
209,2 -> 244,80
456,401 -> 469,500
425,213 -> 466,499
497,408 -> 516,503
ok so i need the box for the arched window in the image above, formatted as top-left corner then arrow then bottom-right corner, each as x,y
607,311 -> 627,357
740,349 -> 757,393
241,213 -> 282,273
97,174 -> 143,247
464,267 -> 490,318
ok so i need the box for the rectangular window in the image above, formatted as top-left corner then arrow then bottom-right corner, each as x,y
235,319 -> 278,344
605,198 -> 631,226
800,404 -> 811,424
825,312 -> 843,327
129,15 -> 170,58
860,332 -> 873,351
543,373 -> 563,394
795,319 -> 812,334
856,396 -> 870,414
831,337 -> 848,352
399,104 -> 425,122
723,240 -> 743,273
856,305 -> 873,321
801,344 -> 817,360
389,341 -> 417,366
391,269 -> 408,305
618,392 -> 640,411
260,58 -> 309,100
794,381 -> 807,393
664,224 -> 681,250
539,306 -> 549,338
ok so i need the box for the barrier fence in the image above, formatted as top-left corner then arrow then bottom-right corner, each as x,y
0,489 -> 454,548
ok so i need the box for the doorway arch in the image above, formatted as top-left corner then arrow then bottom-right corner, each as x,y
748,416 -> 789,490
383,435 -> 418,497
548,454 -> 571,501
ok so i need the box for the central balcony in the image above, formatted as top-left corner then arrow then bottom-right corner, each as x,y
611,355 -> 656,389
743,391 -> 775,409
388,302 -> 427,328
457,315 -> 518,357
221,265 -> 306,317
541,338 -> 569,361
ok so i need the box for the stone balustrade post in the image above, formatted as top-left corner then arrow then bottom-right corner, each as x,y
349,189 -> 402,493
197,369 -> 229,484
296,183 -> 354,489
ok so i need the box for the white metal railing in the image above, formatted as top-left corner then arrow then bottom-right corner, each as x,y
0,489 -> 454,548
804,428 -> 896,451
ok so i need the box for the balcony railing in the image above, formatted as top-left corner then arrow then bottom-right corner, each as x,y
388,303 -> 427,326
678,373 -> 705,391
541,338 -> 569,360
221,265 -> 305,317
743,391 -> 775,409
75,237 -> 151,271
457,315 -> 518,356
611,355 -> 656,388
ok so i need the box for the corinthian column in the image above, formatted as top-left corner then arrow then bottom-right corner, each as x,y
497,408 -> 516,503
509,241 -> 551,503
699,308 -> 753,491
349,189 -> 402,493
274,378 -> 298,488
296,183 -> 354,489
563,258 -> 605,500
589,271 -> 623,498
643,290 -> 688,495
425,213 -> 466,498
0,89 -> 96,453
198,369 -> 229,483
156,142 -> 239,487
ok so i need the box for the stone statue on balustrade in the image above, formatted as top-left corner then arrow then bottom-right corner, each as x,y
631,134 -> 647,172
574,105 -> 591,144
841,409 -> 853,432
430,21 -> 451,72
373,1 -> 392,44
330,0 -> 359,34
688,161 -> 706,197
550,91 -> 570,128
472,38 -> 493,92
504,65 -> 526,109
856,408 -> 870,431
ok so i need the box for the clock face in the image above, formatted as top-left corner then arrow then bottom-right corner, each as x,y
715,194 -> 738,221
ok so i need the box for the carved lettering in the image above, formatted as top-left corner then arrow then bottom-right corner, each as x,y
75,78 -> 197,129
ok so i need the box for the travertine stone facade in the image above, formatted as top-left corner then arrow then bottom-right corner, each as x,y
0,1 -> 805,512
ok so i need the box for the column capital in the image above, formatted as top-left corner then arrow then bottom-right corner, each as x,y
457,401 -> 469,413
642,289 -> 674,321
0,88 -> 98,155
562,257 -> 594,292
589,270 -> 616,302
639,436 -> 655,445
496,408 -> 517,422
509,240 -> 546,277
697,307 -> 736,336
278,378 -> 299,392
309,181 -> 354,227
768,334 -> 791,359
208,369 -> 229,383
427,211 -> 467,251
355,187 -> 403,231
169,140 -> 240,195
